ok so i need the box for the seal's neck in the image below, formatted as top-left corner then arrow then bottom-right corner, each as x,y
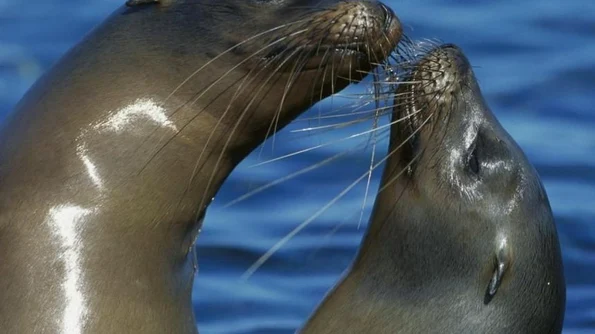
0,91 -> 242,333
0,13 -> 268,334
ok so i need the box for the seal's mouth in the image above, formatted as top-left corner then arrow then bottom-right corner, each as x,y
262,42 -> 369,71
399,108 -> 423,170
396,79 -> 425,141
389,64 -> 429,173
303,43 -> 371,70
318,43 -> 368,56
257,43 -> 378,84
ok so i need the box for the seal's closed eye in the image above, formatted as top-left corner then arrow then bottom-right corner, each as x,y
467,135 -> 480,176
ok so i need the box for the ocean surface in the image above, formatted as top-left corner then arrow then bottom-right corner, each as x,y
0,0 -> 593,333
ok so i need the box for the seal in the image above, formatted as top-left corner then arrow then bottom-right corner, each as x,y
0,1 -> 401,332
301,44 -> 566,333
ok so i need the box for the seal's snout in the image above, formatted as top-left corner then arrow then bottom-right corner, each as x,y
275,1 -> 402,80
415,44 -> 472,96
262,1 -> 401,77
317,1 -> 402,57
392,43 -> 475,137
389,43 -> 485,176
440,44 -> 472,75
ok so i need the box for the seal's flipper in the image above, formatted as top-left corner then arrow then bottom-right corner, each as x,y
126,0 -> 159,6
484,242 -> 511,304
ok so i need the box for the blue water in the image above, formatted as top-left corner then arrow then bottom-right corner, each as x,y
0,0 -> 593,333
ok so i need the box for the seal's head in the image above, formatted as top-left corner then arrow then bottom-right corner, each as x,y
302,44 -> 565,333
120,0 -> 402,150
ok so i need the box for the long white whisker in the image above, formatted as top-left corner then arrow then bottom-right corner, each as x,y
357,71 -> 383,229
241,111 -> 421,279
247,107 -> 421,168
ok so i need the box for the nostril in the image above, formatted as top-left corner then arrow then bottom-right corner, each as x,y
379,3 -> 395,31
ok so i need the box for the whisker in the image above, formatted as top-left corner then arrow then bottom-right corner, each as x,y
247,123 -> 392,168
194,40 -> 316,219
242,106 -> 424,279
357,70 -> 383,229
164,18 -> 312,105
137,30 -> 315,175
223,147 -> 357,209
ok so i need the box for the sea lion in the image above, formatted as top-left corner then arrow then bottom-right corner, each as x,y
0,1 -> 401,332
301,44 -> 566,333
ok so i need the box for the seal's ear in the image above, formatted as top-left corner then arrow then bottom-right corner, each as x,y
484,241 -> 511,305
126,0 -> 159,6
